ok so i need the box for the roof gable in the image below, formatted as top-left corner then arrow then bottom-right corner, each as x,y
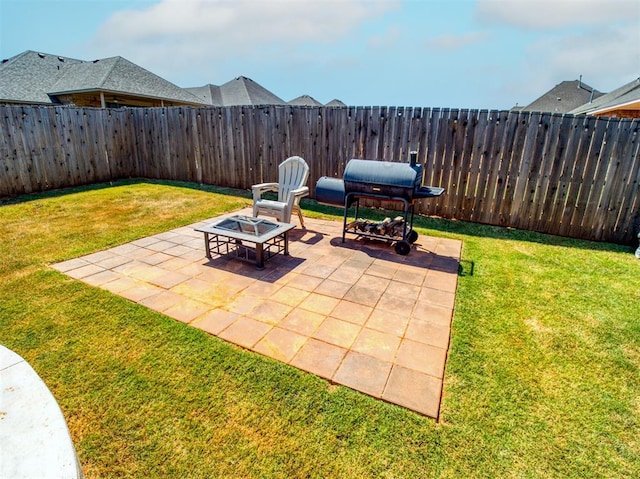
218,76 -> 286,106
521,80 -> 602,113
325,99 -> 346,107
288,94 -> 323,106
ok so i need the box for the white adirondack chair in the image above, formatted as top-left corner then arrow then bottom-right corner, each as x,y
252,156 -> 309,227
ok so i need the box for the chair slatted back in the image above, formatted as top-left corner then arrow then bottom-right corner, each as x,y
278,156 -> 309,203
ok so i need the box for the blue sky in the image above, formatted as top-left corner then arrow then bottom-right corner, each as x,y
1,0 -> 638,109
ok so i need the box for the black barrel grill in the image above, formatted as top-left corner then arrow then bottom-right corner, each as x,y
315,152 -> 444,255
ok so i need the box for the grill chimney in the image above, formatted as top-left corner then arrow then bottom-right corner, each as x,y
409,151 -> 418,167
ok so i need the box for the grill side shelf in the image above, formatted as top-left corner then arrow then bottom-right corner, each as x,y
414,186 -> 445,198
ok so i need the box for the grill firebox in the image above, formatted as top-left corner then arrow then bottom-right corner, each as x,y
315,152 -> 444,255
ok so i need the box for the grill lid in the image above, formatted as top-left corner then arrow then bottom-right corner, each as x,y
343,159 -> 421,189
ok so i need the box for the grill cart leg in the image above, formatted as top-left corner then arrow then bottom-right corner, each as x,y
406,203 -> 419,243
342,194 -> 360,243
396,198 -> 413,255
342,200 -> 349,243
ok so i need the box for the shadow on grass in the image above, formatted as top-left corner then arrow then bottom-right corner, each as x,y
0,178 -> 253,206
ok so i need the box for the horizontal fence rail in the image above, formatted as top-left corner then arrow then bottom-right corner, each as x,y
1,105 -> 638,244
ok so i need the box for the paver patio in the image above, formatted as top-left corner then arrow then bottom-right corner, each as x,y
53,208 -> 462,418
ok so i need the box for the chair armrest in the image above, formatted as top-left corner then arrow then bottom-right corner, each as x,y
290,186 -> 310,198
252,182 -> 279,201
287,186 -> 310,210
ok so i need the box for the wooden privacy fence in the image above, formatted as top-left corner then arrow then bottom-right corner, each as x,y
1,104 -> 639,244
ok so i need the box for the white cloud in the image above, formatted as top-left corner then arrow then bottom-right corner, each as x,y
476,0 -> 640,107
489,21 -> 639,108
425,31 -> 490,51
530,23 -> 640,90
368,25 -> 401,49
476,0 -> 639,30
88,0 -> 399,82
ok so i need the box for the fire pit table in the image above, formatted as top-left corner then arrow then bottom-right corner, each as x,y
195,215 -> 295,269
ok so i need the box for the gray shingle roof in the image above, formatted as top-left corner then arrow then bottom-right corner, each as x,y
49,56 -> 206,104
325,99 -> 346,107
0,51 -> 84,104
1,51 -> 324,108
185,77 -> 286,106
218,76 -> 287,106
570,77 -> 640,115
521,80 -> 603,113
0,50 -> 207,106
184,84 -> 223,106
288,94 -> 323,106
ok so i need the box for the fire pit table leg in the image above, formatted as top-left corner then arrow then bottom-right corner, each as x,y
255,243 -> 265,270
203,232 -> 212,259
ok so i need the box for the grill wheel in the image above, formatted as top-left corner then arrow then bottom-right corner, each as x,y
394,240 -> 411,256
407,229 -> 419,244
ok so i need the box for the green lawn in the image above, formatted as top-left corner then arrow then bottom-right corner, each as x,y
1,180 -> 638,478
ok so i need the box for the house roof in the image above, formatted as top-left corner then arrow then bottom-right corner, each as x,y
184,84 -> 224,106
0,51 -> 84,104
185,76 -> 287,106
520,79 -> 603,113
570,77 -> 640,115
2,50 -> 327,108
49,56 -> 206,105
288,94 -> 323,106
325,99 -> 346,107
0,50 -> 207,106
219,76 -> 287,106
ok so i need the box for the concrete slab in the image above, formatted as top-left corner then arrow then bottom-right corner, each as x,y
0,346 -> 83,478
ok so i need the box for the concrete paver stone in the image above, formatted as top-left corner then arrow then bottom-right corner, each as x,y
290,338 -> 347,380
333,350 -> 393,397
254,327 -> 308,362
191,309 -> 240,335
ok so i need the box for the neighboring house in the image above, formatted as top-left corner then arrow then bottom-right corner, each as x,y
518,79 -> 602,114
288,94 -> 323,106
326,99 -> 347,107
0,50 -> 207,107
1,50 -> 344,109
570,77 -> 640,118
186,76 -> 287,106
